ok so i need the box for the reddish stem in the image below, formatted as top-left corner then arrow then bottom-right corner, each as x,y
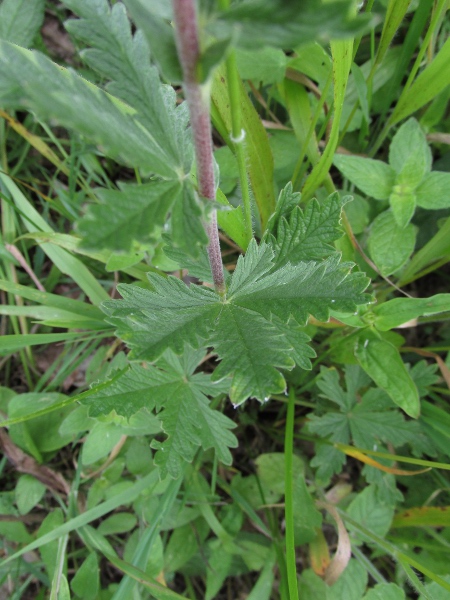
172,0 -> 225,294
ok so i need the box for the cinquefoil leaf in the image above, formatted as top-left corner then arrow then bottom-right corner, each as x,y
267,191 -> 347,268
0,40 -> 176,177
83,349 -> 236,479
63,0 -> 191,171
105,239 -> 370,405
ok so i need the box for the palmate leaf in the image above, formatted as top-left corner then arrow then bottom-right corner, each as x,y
0,41 -> 176,178
309,365 -> 432,484
63,0 -> 191,173
83,349 -> 236,479
105,239 -> 370,405
267,191 -> 348,268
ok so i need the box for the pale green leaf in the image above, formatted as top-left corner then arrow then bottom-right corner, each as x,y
263,182 -> 301,236
391,37 -> 450,125
388,188 -> 416,228
389,118 -> 431,181
355,334 -> 420,418
416,171 -> 450,210
15,475 -> 46,516
367,211 -> 416,276
0,0 -> 45,47
373,293 -> 450,331
70,553 -> 99,600
333,155 -> 396,200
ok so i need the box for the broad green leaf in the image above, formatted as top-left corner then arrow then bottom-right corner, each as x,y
264,182 -> 301,236
268,191 -> 347,268
37,510 -> 65,581
210,0 -> 372,50
373,293 -> 450,331
367,211 -> 416,276
389,118 -> 431,181
391,37 -> 450,125
231,248 -> 370,325
83,350 -> 236,479
363,583 -> 405,600
292,474 -> 322,544
416,171 -> 450,210
0,0 -> 45,47
103,275 -> 221,361
63,0 -> 188,171
78,180 -> 181,252
347,485 -> 395,543
388,188 -> 416,228
216,188 -> 248,250
354,334 -> 420,418
70,552 -> 99,600
15,475 -> 46,516
106,239 -> 370,406
333,155 -> 396,200
328,560 -> 368,600
210,304 -> 294,404
211,63 -> 275,229
0,41 -> 176,177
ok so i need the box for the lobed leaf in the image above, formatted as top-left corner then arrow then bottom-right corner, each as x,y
268,191 -> 347,268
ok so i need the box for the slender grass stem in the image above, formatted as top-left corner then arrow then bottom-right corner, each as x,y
284,386 -> 299,599
172,0 -> 225,294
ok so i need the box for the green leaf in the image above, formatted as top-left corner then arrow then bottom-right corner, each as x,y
0,41 -> 177,177
391,37 -> 450,125
103,275 -> 221,361
83,349 -> 237,479
70,552 -> 99,600
351,63 -> 369,124
210,0 -> 372,50
347,485 -> 395,543
388,187 -> 416,228
231,248 -> 370,326
78,180 -> 181,252
211,63 -> 275,229
106,239 -> 370,406
389,118 -> 431,181
210,304 -> 293,404
415,171 -> 450,210
63,0 -> 188,171
309,365 -> 422,482
0,0 -> 45,47
333,155 -> 396,200
268,191 -> 347,268
367,211 -> 416,276
292,474 -> 322,544
354,334 -> 420,418
15,475 -> 46,516
373,293 -> 450,331
122,0 -> 182,82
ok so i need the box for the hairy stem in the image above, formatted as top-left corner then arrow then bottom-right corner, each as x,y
172,0 -> 226,294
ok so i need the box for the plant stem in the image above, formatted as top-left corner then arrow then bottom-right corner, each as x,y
172,0 -> 226,294
285,386 -> 299,599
